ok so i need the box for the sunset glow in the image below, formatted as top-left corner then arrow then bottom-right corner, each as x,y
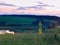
0,0 -> 60,16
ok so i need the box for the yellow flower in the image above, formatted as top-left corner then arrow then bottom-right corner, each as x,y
39,30 -> 42,35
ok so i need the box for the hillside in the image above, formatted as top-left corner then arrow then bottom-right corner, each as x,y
0,15 -> 60,32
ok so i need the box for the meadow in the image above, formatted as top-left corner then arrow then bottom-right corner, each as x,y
0,15 -> 60,45
0,32 -> 60,45
0,33 -> 38,45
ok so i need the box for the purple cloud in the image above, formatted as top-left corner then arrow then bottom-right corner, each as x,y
17,1 -> 54,10
37,1 -> 54,7
0,3 -> 16,6
17,7 -> 26,10
17,5 -> 43,10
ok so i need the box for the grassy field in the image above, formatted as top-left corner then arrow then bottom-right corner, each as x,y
0,32 -> 60,45
0,33 -> 38,45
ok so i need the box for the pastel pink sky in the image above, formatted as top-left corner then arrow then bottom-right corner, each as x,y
0,0 -> 60,17
0,5 -> 60,16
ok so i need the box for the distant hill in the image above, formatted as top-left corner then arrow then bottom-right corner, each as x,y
0,15 -> 60,32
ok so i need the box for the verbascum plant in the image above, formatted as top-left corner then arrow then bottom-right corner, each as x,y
38,22 -> 42,35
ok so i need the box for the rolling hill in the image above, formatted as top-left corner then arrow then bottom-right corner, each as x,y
0,15 -> 60,32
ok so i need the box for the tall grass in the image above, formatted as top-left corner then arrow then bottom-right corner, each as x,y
0,33 -> 38,45
0,28 -> 60,45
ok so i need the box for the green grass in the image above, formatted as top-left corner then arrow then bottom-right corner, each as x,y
0,32 -> 60,45
0,33 -> 38,45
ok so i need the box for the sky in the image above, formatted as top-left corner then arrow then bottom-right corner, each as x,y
0,0 -> 60,17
